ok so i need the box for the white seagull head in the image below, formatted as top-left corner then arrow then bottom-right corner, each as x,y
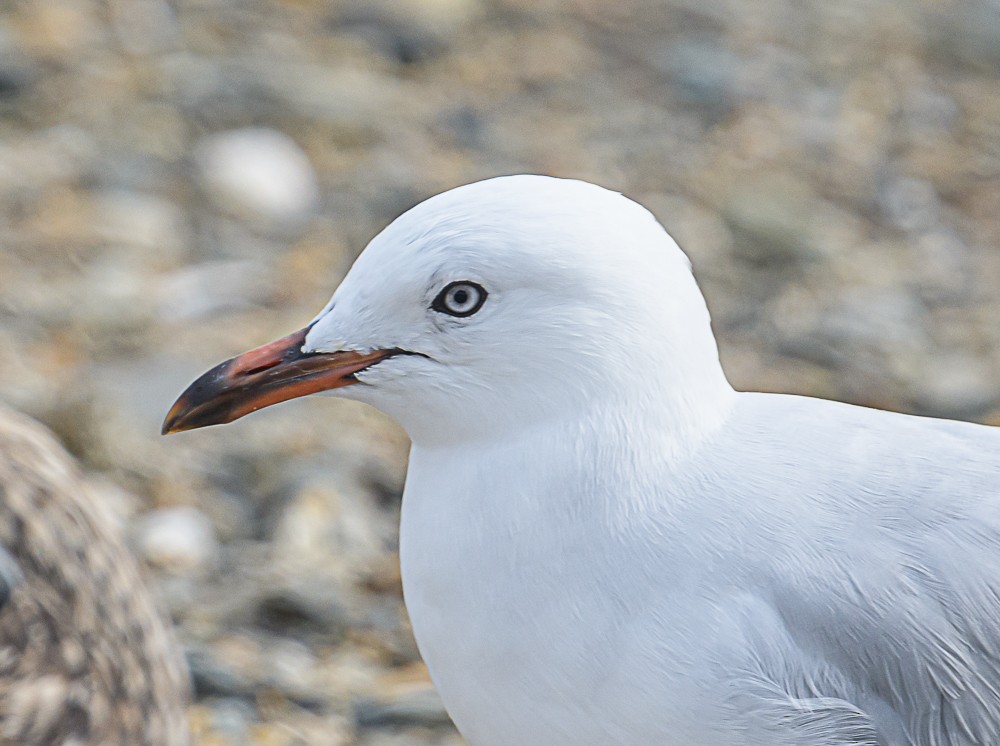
164,175 -> 733,446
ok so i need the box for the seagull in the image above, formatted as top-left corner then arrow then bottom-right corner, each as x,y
0,405 -> 190,745
164,175 -> 1000,746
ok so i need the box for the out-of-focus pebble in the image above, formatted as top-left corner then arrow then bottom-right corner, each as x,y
354,687 -> 453,729
195,128 -> 320,233
137,505 -> 219,573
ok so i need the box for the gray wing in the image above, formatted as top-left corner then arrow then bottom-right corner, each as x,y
727,394 -> 1000,746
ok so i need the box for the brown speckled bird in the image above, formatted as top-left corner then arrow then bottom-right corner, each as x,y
0,406 -> 190,745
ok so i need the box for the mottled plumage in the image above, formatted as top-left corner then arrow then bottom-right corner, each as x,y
0,406 -> 189,745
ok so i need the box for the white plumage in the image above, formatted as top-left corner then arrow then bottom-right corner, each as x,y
172,175 -> 1000,745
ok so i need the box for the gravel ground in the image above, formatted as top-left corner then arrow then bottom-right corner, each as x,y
1,1 -> 999,743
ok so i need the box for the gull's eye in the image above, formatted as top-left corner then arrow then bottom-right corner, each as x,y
432,281 -> 487,318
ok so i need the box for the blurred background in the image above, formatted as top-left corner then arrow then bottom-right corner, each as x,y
0,0 -> 999,743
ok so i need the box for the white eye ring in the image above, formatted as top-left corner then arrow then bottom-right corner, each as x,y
432,281 -> 487,318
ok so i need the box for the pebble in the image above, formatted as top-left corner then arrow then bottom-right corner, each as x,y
136,505 -> 219,573
780,289 -> 928,378
187,646 -> 258,700
722,176 -> 830,267
0,30 -> 34,102
109,0 -> 179,55
205,697 -> 255,742
929,0 -> 1000,74
913,353 -> 1000,420
253,582 -> 350,644
651,34 -> 741,119
354,687 -> 452,729
156,260 -> 273,322
93,190 -> 189,256
195,128 -> 320,233
335,0 -> 481,65
877,174 -> 941,235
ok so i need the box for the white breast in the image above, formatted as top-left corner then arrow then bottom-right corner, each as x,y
399,431 -> 743,746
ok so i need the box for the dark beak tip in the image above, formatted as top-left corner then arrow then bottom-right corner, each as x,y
161,387 -> 213,436
160,357 -> 241,436
162,423 -> 204,436
160,408 -> 225,436
160,405 -> 188,436
161,393 -> 229,436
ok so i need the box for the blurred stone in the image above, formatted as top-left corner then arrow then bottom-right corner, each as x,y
206,697 -> 255,742
74,257 -> 157,331
439,105 -> 486,150
159,55 -> 407,133
929,0 -> 1000,74
90,355 -> 201,442
780,289 -> 930,398
264,637 -> 318,692
253,582 -> 350,643
250,710 -> 353,746
650,34 -> 740,120
271,471 -> 396,584
198,491 -> 258,544
913,353 -> 1000,420
641,193 -> 733,268
195,128 -> 320,233
913,230 -> 973,302
137,505 -> 219,573
354,687 -> 452,729
362,554 -> 403,596
187,646 -> 257,699
93,190 -> 189,256
877,174 -> 940,235
154,574 -> 200,618
0,126 -> 98,207
109,0 -> 179,55
722,175 -> 831,267
901,87 -> 960,138
10,1 -> 101,59
356,732 -> 464,746
818,291 -> 928,352
334,0 -> 482,65
0,30 -> 35,102
156,260 -> 273,322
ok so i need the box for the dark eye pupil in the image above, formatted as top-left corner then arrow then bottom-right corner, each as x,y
433,281 -> 486,317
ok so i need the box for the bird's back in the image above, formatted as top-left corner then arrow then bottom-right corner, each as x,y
696,392 -> 1000,745
405,390 -> 1000,745
0,406 -> 189,745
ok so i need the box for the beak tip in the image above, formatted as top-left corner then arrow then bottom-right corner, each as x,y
160,412 -> 182,436
161,397 -> 198,435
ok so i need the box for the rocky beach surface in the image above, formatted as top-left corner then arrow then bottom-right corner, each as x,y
1,1 -> 998,743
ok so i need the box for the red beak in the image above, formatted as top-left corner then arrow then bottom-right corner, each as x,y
162,326 -> 402,434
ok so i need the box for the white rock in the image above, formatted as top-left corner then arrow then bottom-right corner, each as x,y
111,0 -> 178,54
94,190 -> 188,256
137,505 -> 218,573
156,259 -> 272,322
195,127 -> 320,232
